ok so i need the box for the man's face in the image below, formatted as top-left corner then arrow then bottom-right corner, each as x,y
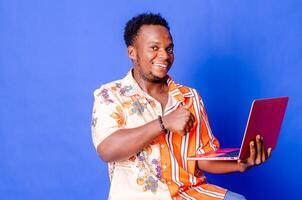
128,25 -> 174,83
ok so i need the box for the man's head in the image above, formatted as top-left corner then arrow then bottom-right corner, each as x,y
124,13 -> 170,47
124,13 -> 174,83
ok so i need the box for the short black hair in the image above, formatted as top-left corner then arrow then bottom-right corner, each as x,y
123,13 -> 170,47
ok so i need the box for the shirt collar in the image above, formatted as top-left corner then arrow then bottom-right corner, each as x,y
123,69 -> 193,103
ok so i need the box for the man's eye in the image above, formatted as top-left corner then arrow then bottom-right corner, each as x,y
151,46 -> 158,50
167,47 -> 174,53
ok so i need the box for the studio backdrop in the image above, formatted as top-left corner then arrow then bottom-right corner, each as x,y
0,0 -> 301,199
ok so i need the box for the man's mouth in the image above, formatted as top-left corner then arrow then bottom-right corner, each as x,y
153,63 -> 169,68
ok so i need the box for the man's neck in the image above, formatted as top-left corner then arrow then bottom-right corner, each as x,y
132,70 -> 168,95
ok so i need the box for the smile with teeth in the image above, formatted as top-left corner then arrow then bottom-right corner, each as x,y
153,63 -> 168,68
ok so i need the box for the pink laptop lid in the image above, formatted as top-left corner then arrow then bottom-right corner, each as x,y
238,97 -> 289,160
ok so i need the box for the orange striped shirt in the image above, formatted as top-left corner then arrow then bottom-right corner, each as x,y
159,78 -> 227,199
92,70 -> 227,199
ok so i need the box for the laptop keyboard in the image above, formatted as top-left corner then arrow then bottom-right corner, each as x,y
218,150 -> 240,157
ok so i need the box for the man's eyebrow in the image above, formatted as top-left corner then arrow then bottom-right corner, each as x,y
147,41 -> 174,47
147,41 -> 160,45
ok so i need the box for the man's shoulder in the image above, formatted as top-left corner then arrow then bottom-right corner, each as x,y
174,83 -> 207,107
93,78 -> 124,96
93,73 -> 134,98
171,81 -> 200,98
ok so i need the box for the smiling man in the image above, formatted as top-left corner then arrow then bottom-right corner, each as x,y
91,13 -> 270,200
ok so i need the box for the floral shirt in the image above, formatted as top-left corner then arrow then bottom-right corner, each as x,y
92,70 -> 227,200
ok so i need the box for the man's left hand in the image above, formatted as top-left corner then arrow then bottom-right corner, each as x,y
237,134 -> 272,172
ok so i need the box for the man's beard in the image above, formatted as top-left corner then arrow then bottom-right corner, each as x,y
139,68 -> 167,83
135,54 -> 169,83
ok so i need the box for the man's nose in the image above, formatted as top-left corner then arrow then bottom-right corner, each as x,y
158,49 -> 169,60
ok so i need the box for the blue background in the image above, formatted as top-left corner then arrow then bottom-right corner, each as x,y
1,0 -> 301,199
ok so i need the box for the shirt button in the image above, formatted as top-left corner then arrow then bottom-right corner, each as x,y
162,165 -> 167,169
167,181 -> 172,185
161,144 -> 165,149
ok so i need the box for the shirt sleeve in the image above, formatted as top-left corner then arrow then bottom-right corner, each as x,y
91,86 -> 126,149
195,90 -> 220,154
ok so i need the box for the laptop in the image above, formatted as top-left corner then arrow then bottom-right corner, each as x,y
187,97 -> 289,161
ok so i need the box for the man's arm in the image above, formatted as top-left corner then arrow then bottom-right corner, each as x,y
97,107 -> 195,162
97,119 -> 162,162
197,135 -> 272,174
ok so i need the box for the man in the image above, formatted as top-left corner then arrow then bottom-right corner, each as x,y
91,13 -> 271,200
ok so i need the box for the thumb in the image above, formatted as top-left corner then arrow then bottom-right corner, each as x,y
183,98 -> 193,109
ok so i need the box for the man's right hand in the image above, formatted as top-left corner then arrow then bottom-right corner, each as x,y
162,106 -> 195,135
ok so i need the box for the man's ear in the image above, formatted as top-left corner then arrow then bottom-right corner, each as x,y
127,46 -> 137,60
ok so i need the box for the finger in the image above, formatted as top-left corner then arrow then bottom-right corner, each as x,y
190,113 -> 195,124
267,147 -> 272,158
191,114 -> 195,124
185,120 -> 194,133
179,130 -> 186,136
249,141 -> 256,165
261,141 -> 266,162
238,159 -> 246,164
183,98 -> 193,109
186,113 -> 192,127
189,118 -> 194,129
185,127 -> 190,134
177,106 -> 187,114
255,135 -> 262,165
187,120 -> 193,131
